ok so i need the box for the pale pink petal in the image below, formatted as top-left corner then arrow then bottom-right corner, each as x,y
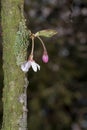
21,61 -> 31,72
31,61 -> 40,72
31,61 -> 38,72
35,63 -> 40,70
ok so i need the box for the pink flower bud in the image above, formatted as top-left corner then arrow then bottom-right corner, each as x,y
42,53 -> 49,63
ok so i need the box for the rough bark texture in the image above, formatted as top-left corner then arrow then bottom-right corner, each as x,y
1,0 -> 28,130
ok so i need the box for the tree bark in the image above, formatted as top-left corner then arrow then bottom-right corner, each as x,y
1,0 -> 28,130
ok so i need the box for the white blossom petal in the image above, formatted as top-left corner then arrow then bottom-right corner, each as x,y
21,60 -> 40,73
35,63 -> 40,70
31,61 -> 38,72
31,61 -> 40,72
21,61 -> 31,72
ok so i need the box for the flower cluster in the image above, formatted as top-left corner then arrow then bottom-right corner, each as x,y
21,29 -> 57,72
21,33 -> 49,72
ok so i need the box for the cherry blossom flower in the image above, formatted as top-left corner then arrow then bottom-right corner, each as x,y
20,30 -> 57,73
21,60 -> 40,72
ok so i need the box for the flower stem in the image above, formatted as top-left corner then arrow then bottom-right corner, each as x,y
30,37 -> 34,56
37,36 -> 47,53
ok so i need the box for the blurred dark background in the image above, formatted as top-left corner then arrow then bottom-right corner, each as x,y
0,0 -> 87,130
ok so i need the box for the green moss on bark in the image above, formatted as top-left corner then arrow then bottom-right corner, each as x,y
1,0 -> 28,130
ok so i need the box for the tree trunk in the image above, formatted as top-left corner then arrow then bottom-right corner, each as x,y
1,0 -> 29,130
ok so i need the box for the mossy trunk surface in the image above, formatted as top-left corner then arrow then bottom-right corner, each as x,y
1,0 -> 28,130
